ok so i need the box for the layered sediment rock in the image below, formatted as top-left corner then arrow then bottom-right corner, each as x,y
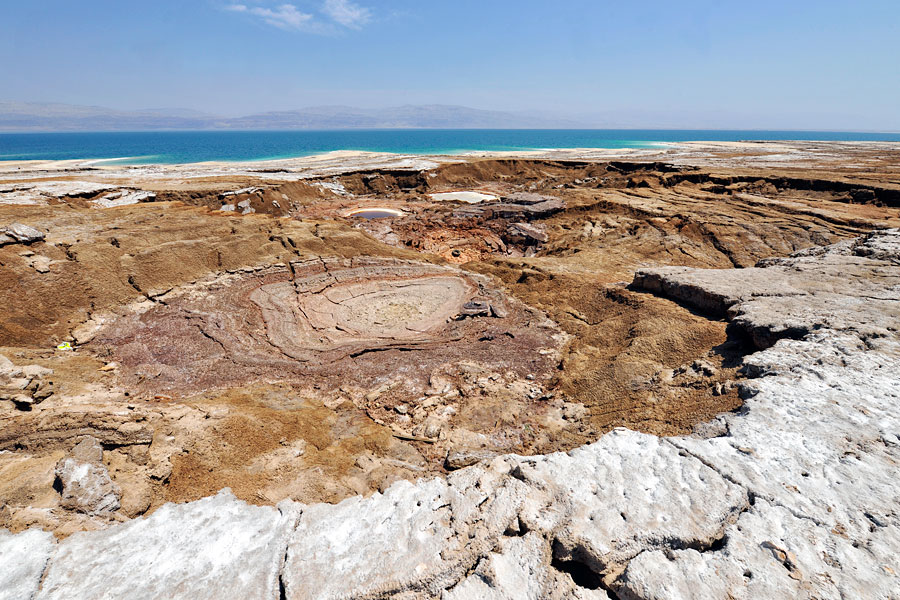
3,229 -> 897,598
88,256 -> 565,396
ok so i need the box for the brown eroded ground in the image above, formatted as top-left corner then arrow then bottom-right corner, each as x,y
1,141 -> 899,536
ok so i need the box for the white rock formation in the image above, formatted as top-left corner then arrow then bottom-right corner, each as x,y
37,490 -> 299,600
0,229 -> 897,599
445,532 -> 608,600
429,191 -> 499,204
632,229 -> 900,349
219,186 -> 262,197
0,528 -> 55,600
54,437 -> 121,514
91,190 -> 156,208
0,182 -> 118,206
0,223 -> 44,246
313,180 -> 349,196
0,182 -> 156,208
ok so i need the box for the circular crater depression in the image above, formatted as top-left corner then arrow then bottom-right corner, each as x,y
250,268 -> 475,356
91,257 -> 566,396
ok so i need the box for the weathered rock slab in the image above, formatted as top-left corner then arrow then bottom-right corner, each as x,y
283,465 -> 529,600
279,428 -> 746,599
514,430 -> 748,570
0,223 -> 44,246
37,490 -> 299,600
284,479 -> 458,599
444,532 -> 609,600
0,528 -> 55,600
619,498 -> 900,600
54,437 -> 121,514
632,228 -> 900,348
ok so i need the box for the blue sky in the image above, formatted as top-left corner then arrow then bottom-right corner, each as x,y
1,0 -> 898,129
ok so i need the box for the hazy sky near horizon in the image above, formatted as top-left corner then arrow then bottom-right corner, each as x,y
1,0 -> 898,129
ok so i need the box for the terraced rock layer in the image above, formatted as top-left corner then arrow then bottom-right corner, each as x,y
87,257 -> 563,396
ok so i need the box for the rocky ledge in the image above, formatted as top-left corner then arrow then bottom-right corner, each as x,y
1,230 -> 898,600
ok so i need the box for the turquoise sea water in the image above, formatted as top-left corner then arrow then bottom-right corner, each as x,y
1,130 -> 899,165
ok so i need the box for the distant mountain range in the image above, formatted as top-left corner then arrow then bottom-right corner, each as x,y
4,102 -> 895,133
0,102 -> 586,132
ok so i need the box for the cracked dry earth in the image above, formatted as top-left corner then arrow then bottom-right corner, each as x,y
1,142 -> 900,599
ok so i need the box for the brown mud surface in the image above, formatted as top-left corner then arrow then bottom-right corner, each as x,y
1,142 -> 899,535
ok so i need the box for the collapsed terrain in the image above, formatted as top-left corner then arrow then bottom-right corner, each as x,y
0,141 -> 899,598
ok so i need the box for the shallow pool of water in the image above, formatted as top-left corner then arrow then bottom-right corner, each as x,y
345,208 -> 405,219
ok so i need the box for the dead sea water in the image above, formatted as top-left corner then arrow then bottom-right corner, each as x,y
2,129 -> 900,164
